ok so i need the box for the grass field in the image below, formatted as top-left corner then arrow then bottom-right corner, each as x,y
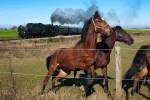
126,29 -> 150,33
0,30 -> 18,40
0,33 -> 150,99
0,29 -> 150,40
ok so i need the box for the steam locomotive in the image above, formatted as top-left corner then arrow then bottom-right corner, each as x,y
18,23 -> 82,39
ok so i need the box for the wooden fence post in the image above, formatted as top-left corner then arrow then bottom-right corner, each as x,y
115,46 -> 123,100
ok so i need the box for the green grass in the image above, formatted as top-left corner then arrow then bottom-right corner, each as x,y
126,29 -> 150,33
0,30 -> 18,39
0,29 -> 150,40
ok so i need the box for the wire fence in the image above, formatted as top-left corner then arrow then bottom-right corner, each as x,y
0,46 -> 150,100
0,47 -> 150,79
0,47 -> 150,50
0,71 -> 149,82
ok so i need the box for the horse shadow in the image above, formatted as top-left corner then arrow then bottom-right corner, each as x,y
57,73 -> 114,89
122,77 -> 150,100
52,74 -> 150,99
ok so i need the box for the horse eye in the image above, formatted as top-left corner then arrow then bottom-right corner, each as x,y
95,19 -> 101,22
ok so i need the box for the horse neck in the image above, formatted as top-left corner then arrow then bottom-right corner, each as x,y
85,25 -> 97,49
84,24 -> 97,49
103,32 -> 116,53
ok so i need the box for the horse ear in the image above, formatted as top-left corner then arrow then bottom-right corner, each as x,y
94,11 -> 100,18
115,26 -> 122,30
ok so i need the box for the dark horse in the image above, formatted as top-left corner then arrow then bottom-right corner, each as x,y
41,11 -> 113,96
46,26 -> 134,98
122,45 -> 150,100
73,26 -> 134,97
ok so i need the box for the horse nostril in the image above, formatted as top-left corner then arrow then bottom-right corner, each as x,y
131,39 -> 134,43
129,38 -> 134,45
105,28 -> 110,33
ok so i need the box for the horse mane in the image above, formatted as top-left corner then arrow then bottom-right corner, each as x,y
79,18 -> 92,43
96,26 -> 116,53
124,45 -> 148,79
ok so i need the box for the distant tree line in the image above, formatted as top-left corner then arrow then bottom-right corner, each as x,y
0,25 -> 18,30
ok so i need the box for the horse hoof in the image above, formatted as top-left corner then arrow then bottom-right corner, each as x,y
131,89 -> 134,96
85,88 -> 94,97
85,91 -> 91,97
103,87 -> 108,93
39,90 -> 44,95
80,85 -> 85,92
108,95 -> 114,100
107,92 -> 113,100
73,84 -> 76,87
50,87 -> 59,93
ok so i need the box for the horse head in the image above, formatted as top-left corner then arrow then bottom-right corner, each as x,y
92,11 -> 113,37
114,26 -> 134,45
81,11 -> 113,42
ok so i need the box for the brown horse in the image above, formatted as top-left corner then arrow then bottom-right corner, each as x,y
122,45 -> 150,99
41,11 -> 113,96
46,26 -> 134,98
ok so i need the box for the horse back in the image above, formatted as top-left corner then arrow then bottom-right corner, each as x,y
125,45 -> 148,78
146,46 -> 150,65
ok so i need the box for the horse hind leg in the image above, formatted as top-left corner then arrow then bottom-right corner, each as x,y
73,71 -> 77,87
131,64 -> 148,96
41,64 -> 58,94
50,69 -> 68,93
147,77 -> 150,93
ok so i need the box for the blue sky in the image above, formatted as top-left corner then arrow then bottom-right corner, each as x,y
0,0 -> 150,28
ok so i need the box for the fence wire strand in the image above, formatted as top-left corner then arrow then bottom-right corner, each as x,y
0,47 -> 150,51
0,47 -> 150,83
0,71 -> 149,82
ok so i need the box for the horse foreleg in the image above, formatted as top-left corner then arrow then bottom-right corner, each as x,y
122,79 -> 131,100
131,64 -> 148,96
101,67 -> 113,99
131,78 -> 140,96
84,66 -> 96,97
101,67 -> 109,93
73,71 -> 77,86
125,89 -> 130,100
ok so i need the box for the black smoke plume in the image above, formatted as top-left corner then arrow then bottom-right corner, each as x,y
50,0 -> 143,27
107,9 -> 120,25
51,4 -> 99,25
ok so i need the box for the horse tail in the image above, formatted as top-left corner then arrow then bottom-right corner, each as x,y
124,45 -> 148,79
46,55 -> 52,70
